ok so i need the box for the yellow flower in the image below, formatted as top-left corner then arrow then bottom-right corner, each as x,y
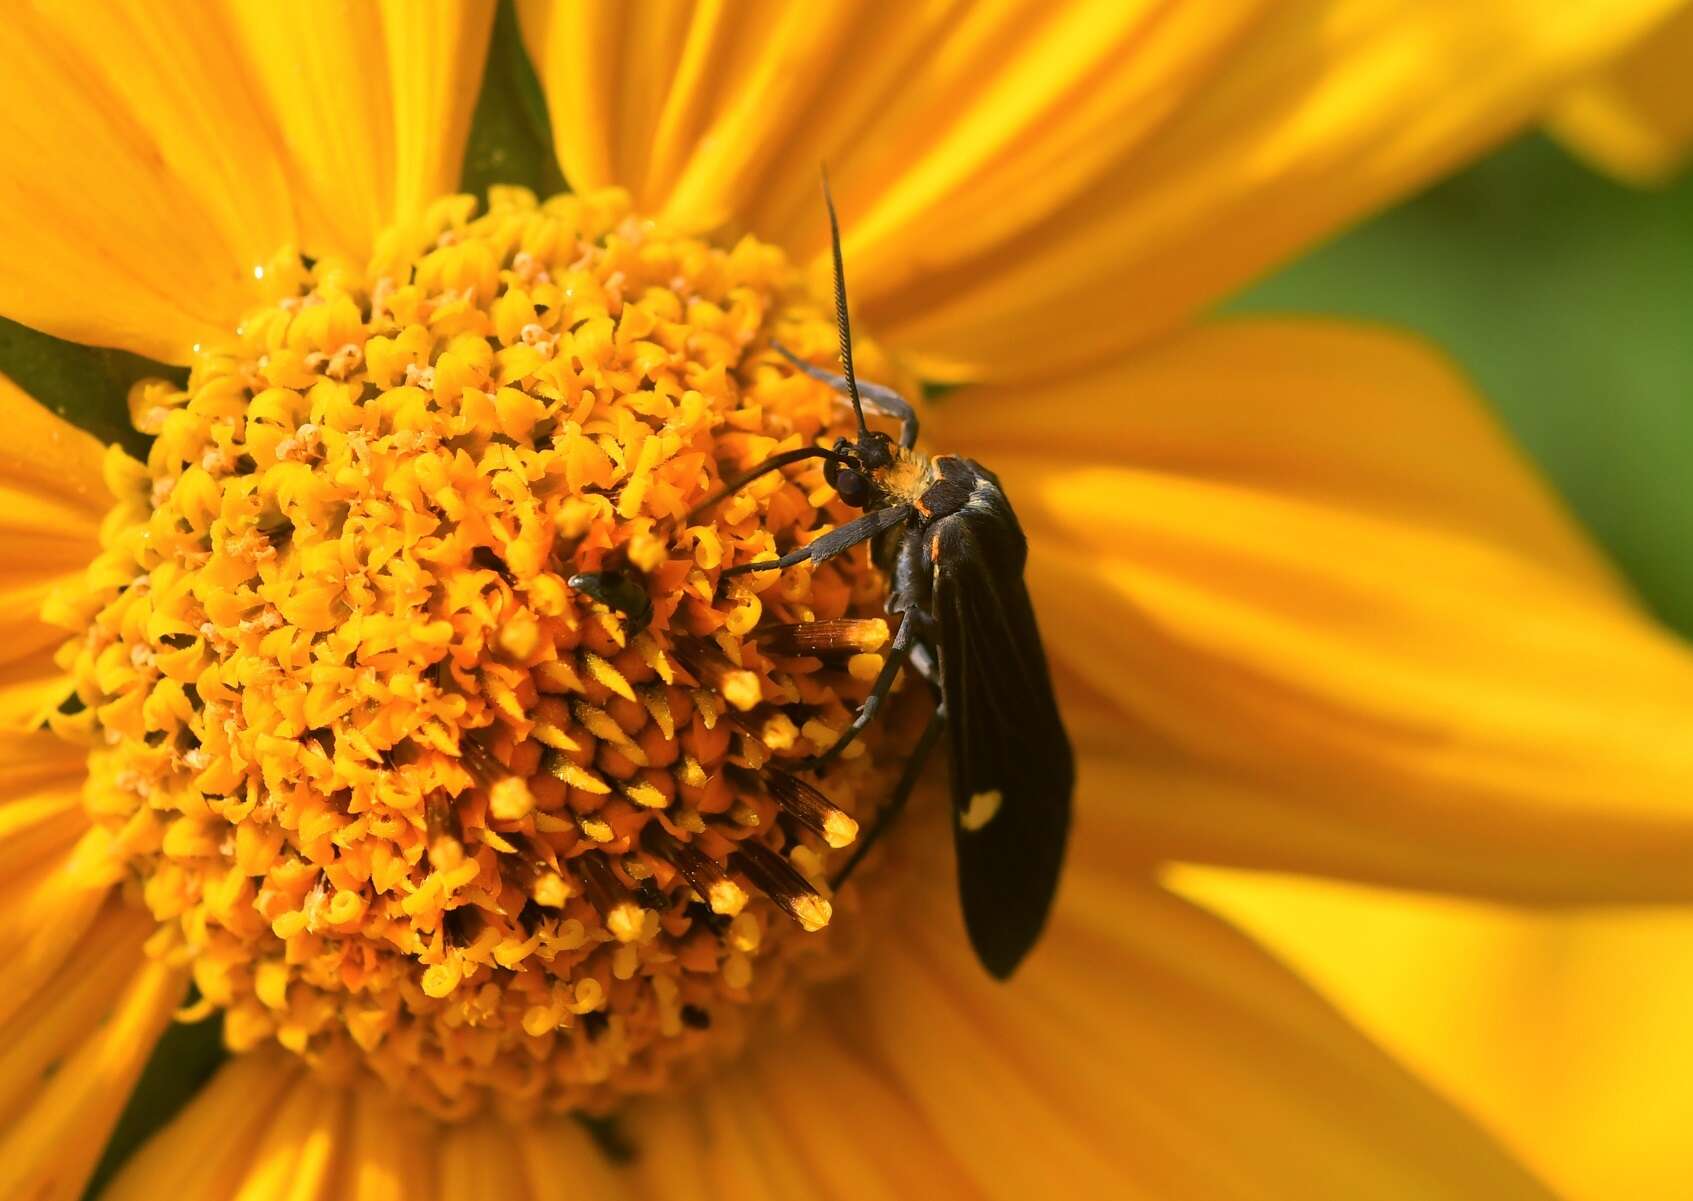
1550,5 -> 1693,184
0,3 -> 1689,1199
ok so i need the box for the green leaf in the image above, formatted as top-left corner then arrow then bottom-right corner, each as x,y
459,0 -> 567,199
0,316 -> 173,458
81,1015 -> 227,1199
1229,134 -> 1693,638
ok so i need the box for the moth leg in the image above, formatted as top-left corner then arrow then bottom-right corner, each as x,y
830,700 -> 945,889
773,342 -> 920,450
804,613 -> 919,768
685,445 -> 841,523
905,642 -> 940,689
722,504 -> 910,578
719,543 -> 815,578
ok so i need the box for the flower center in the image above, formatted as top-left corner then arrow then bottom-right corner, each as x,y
50,187 -> 917,1119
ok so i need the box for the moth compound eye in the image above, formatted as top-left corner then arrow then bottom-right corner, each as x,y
836,468 -> 870,508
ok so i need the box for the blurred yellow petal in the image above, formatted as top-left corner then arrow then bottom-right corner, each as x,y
518,0 -> 1260,243
0,901 -> 181,1201
0,725 -> 177,1201
0,375 -> 109,728
519,0 -> 1682,381
930,319 -> 1693,900
108,1049 -> 634,1201
110,1021 -> 935,1201
103,1052 -> 311,1201
1548,6 -> 1693,185
519,0 -> 863,226
554,775 -> 1560,1200
793,788 -> 1560,1201
0,4 -> 287,361
380,2 -> 500,225
225,0 -> 496,262
1175,865 -> 1693,1201
0,730 -> 105,1016
627,1013 -> 979,1201
877,0 -> 1687,380
0,2 -> 493,362
0,734 -> 87,889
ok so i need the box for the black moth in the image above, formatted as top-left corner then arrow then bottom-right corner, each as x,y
713,177 -> 1076,979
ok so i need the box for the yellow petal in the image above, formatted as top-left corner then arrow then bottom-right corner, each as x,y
1175,865 -> 1693,1201
519,0 -> 1682,381
1548,6 -> 1693,185
0,725 -> 180,1201
627,1021 -> 977,1201
0,896 -> 182,1201
876,0 -> 1687,380
0,729 -> 108,1021
0,3 -> 493,363
107,1050 -> 634,1201
518,0 -> 864,230
102,1052 -> 309,1201
776,785 -> 1559,1201
0,374 -> 110,729
930,318 -> 1693,900
0,726 -> 151,1201
0,4 -> 290,360
0,696 -> 131,1201
518,0 -> 1259,246
225,0 -> 496,261
0,737 -> 87,885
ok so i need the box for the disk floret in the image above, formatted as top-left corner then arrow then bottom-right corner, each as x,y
48,187 -> 905,1118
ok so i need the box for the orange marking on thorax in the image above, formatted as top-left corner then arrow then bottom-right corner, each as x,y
875,448 -> 932,505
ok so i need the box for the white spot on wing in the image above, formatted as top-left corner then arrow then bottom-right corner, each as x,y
960,789 -> 1002,832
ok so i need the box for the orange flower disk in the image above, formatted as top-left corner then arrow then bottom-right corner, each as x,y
46,186 -> 911,1119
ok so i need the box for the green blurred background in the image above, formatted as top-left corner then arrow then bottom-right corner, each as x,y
1232,133 -> 1693,638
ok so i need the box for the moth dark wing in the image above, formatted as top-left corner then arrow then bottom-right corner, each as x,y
931,495 -> 1074,979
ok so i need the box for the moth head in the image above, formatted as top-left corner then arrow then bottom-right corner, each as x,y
825,432 -> 894,509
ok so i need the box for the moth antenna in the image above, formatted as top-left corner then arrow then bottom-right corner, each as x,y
821,167 -> 869,440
